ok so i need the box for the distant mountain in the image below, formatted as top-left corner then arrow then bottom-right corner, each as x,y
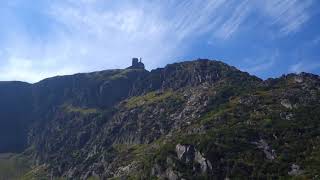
0,59 -> 319,179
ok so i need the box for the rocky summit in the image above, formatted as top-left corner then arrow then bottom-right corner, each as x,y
0,59 -> 319,179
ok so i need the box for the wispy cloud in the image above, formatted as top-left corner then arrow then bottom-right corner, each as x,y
0,0 -> 317,82
259,0 -> 315,35
0,57 -> 77,82
214,0 -> 251,40
312,35 -> 320,45
289,60 -> 320,73
245,59 -> 276,73
240,51 -> 278,74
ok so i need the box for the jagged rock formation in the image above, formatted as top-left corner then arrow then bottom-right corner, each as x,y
0,59 -> 319,179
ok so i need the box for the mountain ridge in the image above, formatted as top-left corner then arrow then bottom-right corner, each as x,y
0,59 -> 319,179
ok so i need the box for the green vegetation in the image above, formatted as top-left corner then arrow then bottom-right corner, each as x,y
132,83 -> 320,178
125,90 -> 183,109
62,104 -> 100,115
87,176 -> 100,180
0,153 -> 31,180
109,69 -> 144,80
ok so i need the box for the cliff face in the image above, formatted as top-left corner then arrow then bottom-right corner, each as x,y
0,59 -> 319,179
0,82 -> 32,153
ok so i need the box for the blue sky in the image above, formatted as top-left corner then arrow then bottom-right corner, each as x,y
0,0 -> 319,82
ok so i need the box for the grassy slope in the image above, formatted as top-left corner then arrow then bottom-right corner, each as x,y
0,153 -> 31,180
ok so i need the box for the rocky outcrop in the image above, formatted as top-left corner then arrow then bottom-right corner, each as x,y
175,144 -> 212,173
288,164 -> 304,176
281,99 -> 293,109
252,139 -> 276,160
176,144 -> 196,163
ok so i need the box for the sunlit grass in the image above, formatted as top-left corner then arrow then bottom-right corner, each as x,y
0,153 -> 31,180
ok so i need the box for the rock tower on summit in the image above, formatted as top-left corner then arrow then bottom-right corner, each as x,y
128,57 -> 145,69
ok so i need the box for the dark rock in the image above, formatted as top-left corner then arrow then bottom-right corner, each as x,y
0,59 -> 319,179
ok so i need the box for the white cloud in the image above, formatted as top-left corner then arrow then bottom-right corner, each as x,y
0,57 -> 78,82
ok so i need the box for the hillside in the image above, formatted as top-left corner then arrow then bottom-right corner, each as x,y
0,82 -> 32,153
0,59 -> 319,179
